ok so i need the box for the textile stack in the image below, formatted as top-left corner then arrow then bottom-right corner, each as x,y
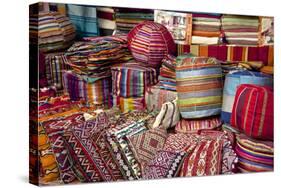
191,13 -> 221,44
114,8 -> 154,34
97,7 -> 116,36
63,36 -> 132,107
221,15 -> 260,45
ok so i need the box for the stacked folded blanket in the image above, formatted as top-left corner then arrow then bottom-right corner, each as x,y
159,55 -> 177,91
222,15 -> 260,45
114,8 -> 154,34
192,13 -> 221,44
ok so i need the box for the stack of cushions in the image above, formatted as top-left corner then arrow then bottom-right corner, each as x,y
221,15 -> 260,45
127,21 -> 176,67
231,84 -> 273,140
145,84 -> 177,111
159,55 -> 177,91
235,134 -> 273,172
221,70 -> 273,124
67,4 -> 99,38
191,13 -> 222,44
176,55 -> 223,119
111,61 -> 158,112
97,7 -> 116,36
29,11 -> 76,52
114,8 -> 154,34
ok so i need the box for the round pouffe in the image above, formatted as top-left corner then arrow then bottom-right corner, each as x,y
30,11 -> 76,52
127,21 -> 176,67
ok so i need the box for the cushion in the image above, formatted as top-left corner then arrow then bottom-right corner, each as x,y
176,55 -> 223,119
163,133 -> 199,153
151,99 -> 180,129
127,21 -> 176,67
221,70 -> 273,124
231,84 -> 273,140
175,116 -> 222,133
143,150 -> 186,179
113,95 -> 145,113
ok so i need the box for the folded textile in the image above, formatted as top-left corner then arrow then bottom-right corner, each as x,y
111,61 -> 158,98
191,36 -> 219,45
145,84 -> 177,111
235,134 -> 273,172
29,11 -> 76,52
159,55 -> 177,91
221,71 -> 273,124
67,4 -> 99,38
97,7 -> 116,35
231,84 -> 273,140
260,66 -> 273,74
220,60 -> 264,75
176,55 -> 223,119
112,95 -> 146,113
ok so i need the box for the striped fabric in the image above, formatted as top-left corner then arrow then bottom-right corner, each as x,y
176,44 -> 274,66
112,95 -> 145,113
159,55 -> 177,91
235,134 -> 273,172
221,71 -> 273,124
111,61 -> 158,98
145,84 -> 177,111
176,55 -> 223,119
29,11 -> 76,52
127,21 -> 176,67
67,4 -> 99,38
231,84 -> 273,140
62,70 -> 112,107
44,52 -> 70,91
97,7 -> 116,36
175,116 -> 222,133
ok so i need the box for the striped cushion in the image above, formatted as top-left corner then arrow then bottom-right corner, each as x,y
231,84 -> 273,140
29,11 -> 76,52
112,95 -> 145,113
176,55 -> 223,119
111,61 -> 158,98
235,134 -> 273,172
128,21 -> 176,67
221,71 -> 273,124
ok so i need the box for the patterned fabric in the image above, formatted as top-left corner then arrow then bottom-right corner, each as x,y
222,15 -> 260,45
113,95 -> 145,113
143,150 -> 186,179
176,44 -> 274,66
163,133 -> 199,153
114,8 -> 154,34
111,61 -> 158,98
221,71 -> 273,124
67,4 -> 99,38
127,128 -> 168,170
97,7 -> 116,36
192,13 -> 221,44
260,17 -> 274,45
175,116 -> 222,133
145,84 -> 177,111
231,84 -> 274,140
176,55 -> 223,119
159,55 -> 177,91
62,70 -> 112,107
151,99 -> 180,129
180,139 -> 223,176
29,11 -> 76,52
235,134 -> 273,172
127,21 -> 176,67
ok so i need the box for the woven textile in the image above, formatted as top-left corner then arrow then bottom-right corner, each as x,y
127,128 -> 168,170
145,84 -> 177,111
111,61 -> 158,98
67,4 -> 99,38
127,21 -> 176,67
163,133 -> 199,153
231,84 -> 274,140
260,17 -> 274,45
29,11 -> 76,52
175,116 -> 222,133
180,139 -> 223,176
159,55 -> 177,91
221,71 -> 273,124
151,99 -> 180,129
176,55 -> 223,119
176,44 -> 274,66
62,70 -> 112,106
261,66 -> 273,75
97,7 -> 116,35
235,134 -> 273,172
143,150 -> 186,179
192,13 -> 221,44
113,95 -> 145,113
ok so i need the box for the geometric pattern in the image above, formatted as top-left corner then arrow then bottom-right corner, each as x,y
163,133 -> 198,153
143,150 -> 186,179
